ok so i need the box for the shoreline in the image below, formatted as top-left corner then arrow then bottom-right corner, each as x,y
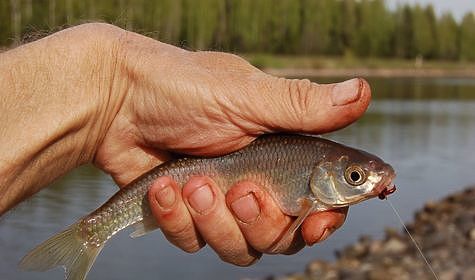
263,67 -> 475,78
240,54 -> 475,78
268,187 -> 475,280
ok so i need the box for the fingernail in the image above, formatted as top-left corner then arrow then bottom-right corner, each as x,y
154,185 -> 176,210
188,184 -> 214,214
331,78 -> 362,106
230,193 -> 260,224
317,228 -> 334,243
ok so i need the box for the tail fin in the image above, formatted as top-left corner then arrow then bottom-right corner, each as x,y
19,224 -> 104,280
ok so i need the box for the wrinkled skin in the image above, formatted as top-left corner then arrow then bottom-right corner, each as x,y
93,27 -> 371,265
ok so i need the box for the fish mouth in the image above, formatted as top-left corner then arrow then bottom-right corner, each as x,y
373,173 -> 396,200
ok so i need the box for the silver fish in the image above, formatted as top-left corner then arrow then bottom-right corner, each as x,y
20,134 -> 396,280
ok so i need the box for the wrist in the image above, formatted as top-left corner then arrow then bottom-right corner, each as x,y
0,23 -> 127,213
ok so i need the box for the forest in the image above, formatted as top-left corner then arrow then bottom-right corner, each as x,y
1,0 -> 475,61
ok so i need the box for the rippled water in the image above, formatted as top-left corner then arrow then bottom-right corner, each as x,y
2,77 -> 475,280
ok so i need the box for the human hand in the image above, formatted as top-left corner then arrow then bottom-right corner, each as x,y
0,23 -> 370,264
90,26 -> 370,264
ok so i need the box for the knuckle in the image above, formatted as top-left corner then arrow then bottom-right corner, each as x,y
198,51 -> 252,67
164,219 -> 195,237
162,222 -> 205,253
233,258 -> 257,267
219,251 -> 260,267
248,238 -> 276,253
75,22 -> 118,31
165,233 -> 205,254
284,78 -> 315,128
180,240 -> 205,253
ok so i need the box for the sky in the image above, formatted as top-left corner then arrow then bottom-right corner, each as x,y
387,0 -> 475,21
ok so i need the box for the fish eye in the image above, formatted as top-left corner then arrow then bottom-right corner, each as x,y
344,165 -> 367,186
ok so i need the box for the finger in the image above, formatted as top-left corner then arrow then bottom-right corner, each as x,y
301,207 -> 349,246
182,176 -> 261,266
148,176 -> 205,253
245,76 -> 371,134
226,181 -> 305,255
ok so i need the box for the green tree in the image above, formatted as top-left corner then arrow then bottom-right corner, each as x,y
183,0 -> 225,50
339,0 -> 357,54
0,0 -> 12,46
437,12 -> 459,60
136,0 -> 183,44
230,0 -> 301,53
355,0 -> 394,57
300,0 -> 335,54
424,5 -> 438,57
228,0 -> 274,52
268,0 -> 301,53
0,0 -> 469,61
9,0 -> 21,43
412,4 -> 437,58
459,12 -> 475,61
393,5 -> 414,58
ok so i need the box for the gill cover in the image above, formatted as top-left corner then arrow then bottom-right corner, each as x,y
310,161 -> 341,205
310,156 -> 370,206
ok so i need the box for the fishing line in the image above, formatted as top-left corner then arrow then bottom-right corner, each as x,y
385,198 -> 440,280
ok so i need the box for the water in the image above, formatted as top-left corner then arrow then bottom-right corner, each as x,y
2,77 -> 475,280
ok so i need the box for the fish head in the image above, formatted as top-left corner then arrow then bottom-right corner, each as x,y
310,146 -> 396,207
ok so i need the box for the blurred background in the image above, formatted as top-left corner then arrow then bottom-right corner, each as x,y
1,0 -> 475,279
1,0 -> 475,63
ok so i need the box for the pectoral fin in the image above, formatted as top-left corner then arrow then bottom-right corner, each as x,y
270,198 -> 318,253
130,216 -> 160,238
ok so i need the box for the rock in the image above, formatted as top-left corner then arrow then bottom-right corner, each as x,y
423,201 -> 437,213
338,268 -> 366,280
455,213 -> 474,234
401,255 -> 415,266
359,263 -> 373,273
421,231 -> 446,249
343,242 -> 368,258
384,228 -> 401,239
415,211 -> 432,223
274,273 -> 304,280
432,248 -> 451,261
418,223 -> 436,236
305,260 -> 335,279
439,270 -> 457,280
367,268 -> 388,280
369,266 -> 411,280
369,240 -> 383,254
383,238 -> 407,254
462,267 -> 475,280
469,228 -> 475,241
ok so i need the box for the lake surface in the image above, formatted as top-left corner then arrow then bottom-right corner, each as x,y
2,77 -> 475,280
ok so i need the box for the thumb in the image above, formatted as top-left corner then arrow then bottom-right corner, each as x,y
243,76 -> 371,134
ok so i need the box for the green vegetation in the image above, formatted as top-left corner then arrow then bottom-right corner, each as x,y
242,54 -> 475,70
1,0 -> 475,62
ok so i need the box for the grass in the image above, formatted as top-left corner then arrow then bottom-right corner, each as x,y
241,53 -> 475,71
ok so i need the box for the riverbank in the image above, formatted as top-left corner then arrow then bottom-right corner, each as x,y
241,54 -> 475,78
268,187 -> 475,280
264,68 -> 475,78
